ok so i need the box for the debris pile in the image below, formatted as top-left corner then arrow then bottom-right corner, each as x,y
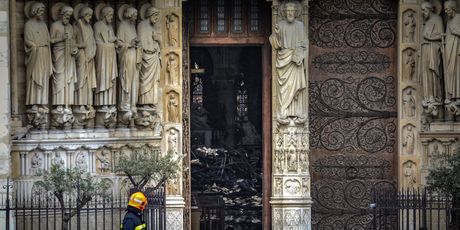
191,147 -> 262,229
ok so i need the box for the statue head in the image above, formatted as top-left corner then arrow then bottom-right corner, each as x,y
80,7 -> 93,23
146,7 -> 160,24
31,2 -> 46,20
124,7 -> 138,23
421,2 -> 434,19
445,1 -> 458,18
282,1 -> 301,23
60,6 -> 73,25
101,6 -> 114,23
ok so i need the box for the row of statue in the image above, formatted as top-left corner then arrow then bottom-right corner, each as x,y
24,2 -> 180,130
414,1 -> 460,119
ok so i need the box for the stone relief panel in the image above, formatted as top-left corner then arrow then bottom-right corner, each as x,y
402,48 -> 416,82
29,151 -> 44,175
74,149 -> 89,172
402,124 -> 416,155
273,208 -> 312,230
166,91 -> 180,123
166,209 -> 183,230
166,52 -> 180,86
96,148 -> 112,174
403,9 -> 416,43
166,13 -> 179,47
403,87 -> 416,118
402,160 -> 417,189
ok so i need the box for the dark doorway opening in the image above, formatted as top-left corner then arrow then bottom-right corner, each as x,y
189,46 -> 263,230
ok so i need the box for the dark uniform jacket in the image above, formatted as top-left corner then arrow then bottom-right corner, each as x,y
121,206 -> 146,230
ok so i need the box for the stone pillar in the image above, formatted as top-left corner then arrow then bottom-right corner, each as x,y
270,1 -> 312,229
0,0 -> 11,229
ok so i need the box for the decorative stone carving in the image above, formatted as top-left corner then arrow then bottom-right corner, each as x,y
403,48 -> 416,82
135,108 -> 162,132
101,179 -> 114,197
275,178 -> 283,195
403,87 -> 416,118
428,142 -> 447,168
96,149 -> 111,173
30,152 -> 43,175
167,176 -> 179,195
167,92 -> 180,123
95,106 -> 117,129
402,125 -> 415,155
51,152 -> 65,168
73,106 -> 95,129
285,179 -> 301,195
73,4 -> 96,112
444,1 -> 460,102
94,4 -> 118,108
166,52 -> 180,86
269,1 -> 308,123
50,106 -> 74,130
167,129 -> 178,154
75,151 -> 88,171
166,13 -> 179,47
421,1 -> 443,104
138,5 -> 161,108
445,98 -> 460,116
24,2 -> 53,128
403,9 -> 416,43
302,178 -> 309,196
403,160 -> 416,189
117,5 -> 139,112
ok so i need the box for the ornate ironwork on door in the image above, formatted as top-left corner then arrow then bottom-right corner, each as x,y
309,0 -> 397,228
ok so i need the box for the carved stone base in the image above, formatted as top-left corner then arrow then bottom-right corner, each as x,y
50,106 -> 74,130
73,105 -> 96,129
445,99 -> 460,121
118,108 -> 136,128
272,203 -> 312,230
135,106 -> 162,131
95,106 -> 117,129
26,105 -> 49,130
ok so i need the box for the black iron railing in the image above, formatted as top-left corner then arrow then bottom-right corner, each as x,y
371,189 -> 460,230
0,179 -> 166,230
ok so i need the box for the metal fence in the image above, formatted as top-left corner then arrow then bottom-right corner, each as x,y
371,189 -> 460,230
0,180 -> 166,230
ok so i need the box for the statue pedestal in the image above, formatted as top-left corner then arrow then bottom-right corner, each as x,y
95,106 -> 117,129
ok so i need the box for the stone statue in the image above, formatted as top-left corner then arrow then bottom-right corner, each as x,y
404,49 -> 415,82
24,2 -> 53,109
404,11 -> 416,43
94,5 -> 118,108
403,126 -> 415,155
75,152 -> 87,171
403,88 -> 416,118
138,6 -> 161,107
167,53 -> 179,86
167,93 -> 179,122
269,1 -> 308,122
421,2 -> 443,103
168,129 -> 178,155
30,152 -> 43,174
50,4 -> 77,108
403,161 -> 416,189
97,150 -> 111,173
166,14 -> 179,47
117,5 -> 139,111
444,1 -> 460,101
51,152 -> 65,168
73,5 -> 96,110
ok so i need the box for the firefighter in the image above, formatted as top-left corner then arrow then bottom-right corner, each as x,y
121,191 -> 147,230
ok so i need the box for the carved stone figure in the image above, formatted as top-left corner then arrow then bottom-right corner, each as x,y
73,5 -> 96,110
24,2 -> 53,108
285,179 -> 300,195
117,5 -> 139,111
404,10 -> 416,43
97,150 -> 111,173
444,1 -> 460,101
403,161 -> 416,189
75,152 -> 87,171
94,5 -> 118,109
269,1 -> 308,122
403,125 -> 415,155
167,53 -> 179,86
138,6 -> 161,107
167,93 -> 179,122
275,178 -> 283,195
167,176 -> 179,195
404,49 -> 416,82
166,14 -> 179,47
421,2 -> 443,103
30,152 -> 43,174
403,88 -> 416,118
51,152 -> 65,168
168,129 -> 178,155
50,4 -> 77,108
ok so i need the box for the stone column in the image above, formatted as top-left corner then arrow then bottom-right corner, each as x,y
270,1 -> 312,229
0,0 -> 11,229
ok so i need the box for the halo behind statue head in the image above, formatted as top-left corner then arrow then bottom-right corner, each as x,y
95,3 -> 107,21
25,1 -> 38,19
73,3 -> 87,21
51,2 -> 67,21
139,3 -> 152,20
118,4 -> 131,21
